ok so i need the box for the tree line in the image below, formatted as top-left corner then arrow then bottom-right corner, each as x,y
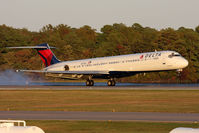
0,23 -> 199,82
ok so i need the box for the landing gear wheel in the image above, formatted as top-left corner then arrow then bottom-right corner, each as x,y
177,70 -> 182,83
107,80 -> 112,86
86,80 -> 94,86
107,80 -> 116,86
111,80 -> 116,86
86,80 -> 89,86
90,80 -> 94,86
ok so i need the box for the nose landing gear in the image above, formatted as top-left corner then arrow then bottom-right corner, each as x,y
177,69 -> 183,83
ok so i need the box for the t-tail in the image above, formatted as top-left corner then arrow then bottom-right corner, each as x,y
35,43 -> 60,67
7,43 -> 60,67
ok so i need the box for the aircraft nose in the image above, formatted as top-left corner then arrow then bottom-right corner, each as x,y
181,59 -> 189,68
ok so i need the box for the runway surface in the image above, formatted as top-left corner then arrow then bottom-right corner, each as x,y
0,111 -> 199,122
0,85 -> 199,90
1,82 -> 199,89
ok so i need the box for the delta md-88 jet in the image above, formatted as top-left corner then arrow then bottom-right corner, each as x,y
9,43 -> 189,86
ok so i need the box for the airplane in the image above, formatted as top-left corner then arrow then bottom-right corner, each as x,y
8,43 -> 189,86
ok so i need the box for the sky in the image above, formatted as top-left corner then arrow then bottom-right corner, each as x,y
0,0 -> 199,32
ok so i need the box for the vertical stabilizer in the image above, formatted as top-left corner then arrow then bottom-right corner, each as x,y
35,43 -> 60,67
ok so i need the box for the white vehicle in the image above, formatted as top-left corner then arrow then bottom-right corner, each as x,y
0,120 -> 45,133
9,43 -> 188,86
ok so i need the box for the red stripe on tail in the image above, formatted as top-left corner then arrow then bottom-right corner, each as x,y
38,49 -> 53,67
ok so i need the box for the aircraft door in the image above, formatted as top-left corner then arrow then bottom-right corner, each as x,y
64,65 -> 69,71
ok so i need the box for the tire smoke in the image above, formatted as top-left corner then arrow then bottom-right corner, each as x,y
0,70 -> 30,85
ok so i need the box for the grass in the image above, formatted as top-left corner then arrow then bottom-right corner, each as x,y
0,90 -> 199,113
27,120 -> 199,133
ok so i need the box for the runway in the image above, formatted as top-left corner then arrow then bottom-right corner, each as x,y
0,84 -> 199,90
0,111 -> 199,122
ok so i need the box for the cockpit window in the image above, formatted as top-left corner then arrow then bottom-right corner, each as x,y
168,53 -> 181,58
168,53 -> 174,58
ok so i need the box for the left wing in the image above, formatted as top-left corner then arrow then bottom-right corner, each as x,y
17,70 -> 109,75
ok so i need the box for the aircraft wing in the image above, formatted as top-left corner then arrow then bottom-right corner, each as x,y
17,70 -> 109,75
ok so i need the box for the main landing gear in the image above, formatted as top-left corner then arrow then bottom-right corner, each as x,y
85,76 -> 116,86
107,78 -> 116,86
86,75 -> 94,86
86,79 -> 94,86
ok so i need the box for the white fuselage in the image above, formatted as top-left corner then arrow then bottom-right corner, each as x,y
45,51 -> 188,72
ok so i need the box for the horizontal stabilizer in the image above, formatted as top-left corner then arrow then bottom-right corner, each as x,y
8,43 -> 59,67
7,46 -> 56,49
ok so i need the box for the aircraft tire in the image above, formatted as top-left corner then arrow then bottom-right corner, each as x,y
86,80 -> 90,86
86,80 -> 94,86
90,80 -> 94,86
111,80 -> 116,86
107,80 -> 116,86
107,80 -> 112,86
